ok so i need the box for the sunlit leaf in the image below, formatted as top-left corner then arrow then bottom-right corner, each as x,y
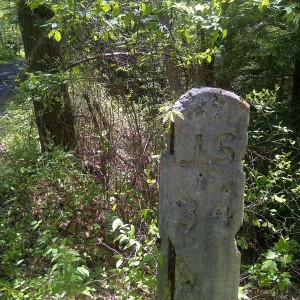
102,2 -> 111,13
54,30 -> 62,42
278,277 -> 291,290
261,259 -> 278,271
280,254 -> 292,266
141,3 -> 147,15
112,4 -> 120,17
116,258 -> 123,268
273,195 -> 286,203
76,266 -> 90,277
112,218 -> 123,231
265,251 -> 277,260
173,110 -> 184,120
276,237 -> 289,253
102,32 -> 109,42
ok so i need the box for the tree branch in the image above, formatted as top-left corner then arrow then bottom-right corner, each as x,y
66,51 -> 148,70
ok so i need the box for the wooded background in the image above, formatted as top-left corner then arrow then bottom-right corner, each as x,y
0,0 -> 300,299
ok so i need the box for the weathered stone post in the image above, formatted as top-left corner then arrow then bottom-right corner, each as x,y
158,88 -> 250,300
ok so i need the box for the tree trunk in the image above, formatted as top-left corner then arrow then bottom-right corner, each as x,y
292,30 -> 300,130
157,6 -> 184,95
17,0 -> 76,151
190,28 -> 215,87
163,46 -> 184,95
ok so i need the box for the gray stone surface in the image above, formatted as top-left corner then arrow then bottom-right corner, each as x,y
158,87 -> 250,300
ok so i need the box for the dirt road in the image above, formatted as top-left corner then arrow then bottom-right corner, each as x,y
0,59 -> 26,111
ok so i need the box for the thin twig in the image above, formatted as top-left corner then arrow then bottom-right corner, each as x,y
97,239 -> 121,255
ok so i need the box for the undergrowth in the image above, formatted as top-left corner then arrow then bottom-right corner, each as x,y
0,86 -> 161,299
0,85 -> 300,299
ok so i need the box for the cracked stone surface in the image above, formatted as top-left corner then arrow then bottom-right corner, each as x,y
158,87 -> 250,300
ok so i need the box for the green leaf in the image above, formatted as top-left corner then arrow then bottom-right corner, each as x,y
51,252 -> 63,263
112,218 -> 123,231
112,4 -> 120,17
116,258 -> 123,268
29,0 -> 40,9
253,219 -> 261,227
141,3 -> 147,15
238,286 -> 250,300
102,2 -> 111,13
265,251 -> 277,260
119,234 -> 128,244
261,260 -> 278,271
258,276 -> 271,287
291,185 -> 300,194
162,111 -> 171,124
281,271 -> 291,278
103,32 -> 109,42
76,266 -> 90,277
129,259 -> 140,267
16,259 -> 24,266
147,178 -> 156,184
173,110 -> 185,120
54,30 -> 62,42
51,262 -> 60,272
170,111 -> 175,122
280,254 -> 292,266
141,253 -> 154,265
273,195 -> 286,203
277,277 -> 291,290
211,30 -> 219,45
194,4 -> 204,11
129,225 -> 135,237
184,30 -> 191,43
124,13 -> 132,26
258,0 -> 270,10
276,237 -> 289,252
82,289 -> 93,296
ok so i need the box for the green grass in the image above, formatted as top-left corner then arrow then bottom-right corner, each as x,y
0,46 -> 20,64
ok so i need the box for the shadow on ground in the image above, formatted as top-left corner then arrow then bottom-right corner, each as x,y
0,59 -> 27,111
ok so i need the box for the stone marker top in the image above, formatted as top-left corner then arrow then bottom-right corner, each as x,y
170,87 -> 249,171
173,87 -> 250,112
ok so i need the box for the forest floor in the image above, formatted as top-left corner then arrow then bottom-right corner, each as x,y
0,59 -> 26,111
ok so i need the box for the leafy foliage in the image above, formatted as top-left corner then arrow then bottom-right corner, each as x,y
0,0 -> 22,63
237,87 -> 300,298
1,0 -> 300,299
107,217 -> 159,299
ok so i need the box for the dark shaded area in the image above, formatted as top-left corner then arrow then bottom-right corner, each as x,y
168,238 -> 176,300
0,59 -> 26,111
